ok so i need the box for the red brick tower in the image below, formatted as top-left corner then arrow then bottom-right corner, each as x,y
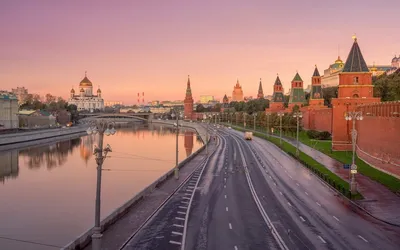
184,75 -> 194,120
257,78 -> 264,99
309,65 -> 324,107
331,36 -> 380,150
288,72 -> 306,110
267,75 -> 285,112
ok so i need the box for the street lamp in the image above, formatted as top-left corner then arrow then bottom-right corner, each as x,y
345,111 -> 363,195
266,112 -> 271,137
277,112 -> 284,145
243,113 -> 246,128
86,120 -> 116,250
293,111 -> 303,157
171,109 -> 183,180
253,113 -> 257,131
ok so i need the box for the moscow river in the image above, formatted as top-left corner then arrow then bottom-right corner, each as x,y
0,124 -> 202,249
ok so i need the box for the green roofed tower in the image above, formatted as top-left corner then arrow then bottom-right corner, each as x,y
288,72 -> 306,110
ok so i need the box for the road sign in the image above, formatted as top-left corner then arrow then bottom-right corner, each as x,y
351,164 -> 357,170
351,169 -> 357,174
343,164 -> 350,169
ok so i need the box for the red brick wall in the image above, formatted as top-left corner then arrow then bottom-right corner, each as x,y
302,107 -> 332,132
356,102 -> 400,176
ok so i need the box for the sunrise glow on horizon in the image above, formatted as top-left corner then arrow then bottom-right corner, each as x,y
1,1 -> 399,104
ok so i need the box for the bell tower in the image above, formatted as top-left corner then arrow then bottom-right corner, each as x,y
184,75 -> 194,120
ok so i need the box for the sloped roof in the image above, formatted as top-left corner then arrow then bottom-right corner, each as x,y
342,38 -> 369,72
274,75 -> 282,85
313,66 -> 320,77
292,72 -> 303,82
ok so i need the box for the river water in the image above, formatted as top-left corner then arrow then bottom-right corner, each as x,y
0,124 -> 202,249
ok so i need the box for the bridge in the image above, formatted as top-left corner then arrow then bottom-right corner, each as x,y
78,113 -> 153,123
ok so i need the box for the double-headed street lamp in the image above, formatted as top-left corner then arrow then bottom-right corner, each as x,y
86,120 -> 116,250
277,112 -> 284,145
266,112 -> 271,137
171,110 -> 183,180
345,111 -> 363,195
293,111 -> 303,157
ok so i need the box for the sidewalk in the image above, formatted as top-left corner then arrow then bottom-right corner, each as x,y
240,126 -> 400,226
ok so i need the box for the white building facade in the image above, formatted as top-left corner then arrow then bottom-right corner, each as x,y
0,91 -> 19,130
68,73 -> 104,112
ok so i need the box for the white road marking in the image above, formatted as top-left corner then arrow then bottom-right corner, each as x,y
274,182 -> 277,186
296,183 -> 300,186
289,175 -> 293,179
333,216 -> 339,222
181,201 -> 189,204
182,197 -> 190,200
175,217 -> 185,221
169,240 -> 182,245
172,231 -> 183,236
225,195 -> 227,199
287,202 -> 292,207
305,192 -> 309,196
224,185 -> 226,188
318,236 -> 326,243
226,207 -> 229,212
279,192 -> 283,196
234,246 -> 238,250
185,193 -> 191,196
224,178 -> 226,182
269,175 -> 272,179
229,223 -> 232,229
173,224 -> 184,228
188,185 -> 195,188
285,170 -> 287,173
299,216 -> 305,222
177,211 -> 186,215
179,206 -> 187,209
316,202 -> 321,207
358,235 -> 369,243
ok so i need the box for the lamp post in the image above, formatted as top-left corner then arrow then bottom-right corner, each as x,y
293,111 -> 303,157
253,113 -> 257,131
230,113 -> 234,125
243,113 -> 246,128
171,109 -> 183,180
86,120 -> 116,250
266,112 -> 271,137
202,114 -> 209,155
345,111 -> 363,195
277,112 -> 284,145
235,112 -> 238,125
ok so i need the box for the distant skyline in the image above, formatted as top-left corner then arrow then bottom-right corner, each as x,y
1,1 -> 399,104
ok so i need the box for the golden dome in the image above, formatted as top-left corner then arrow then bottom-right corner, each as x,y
80,88 -> 84,92
70,88 -> 75,93
79,72 -> 92,87
335,56 -> 343,64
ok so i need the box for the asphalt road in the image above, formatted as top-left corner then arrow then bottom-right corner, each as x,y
121,125 -> 400,250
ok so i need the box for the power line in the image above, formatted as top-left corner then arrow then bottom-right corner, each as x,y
108,155 -> 174,162
0,235 -> 61,249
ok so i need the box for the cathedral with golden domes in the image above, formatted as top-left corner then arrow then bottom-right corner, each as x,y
68,73 -> 104,112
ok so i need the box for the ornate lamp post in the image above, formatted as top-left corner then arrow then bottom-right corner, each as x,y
345,111 -> 363,195
293,111 -> 303,157
277,112 -> 284,145
171,109 -> 183,179
86,120 -> 116,250
230,113 -> 234,125
253,113 -> 257,131
266,112 -> 271,137
243,113 -> 246,128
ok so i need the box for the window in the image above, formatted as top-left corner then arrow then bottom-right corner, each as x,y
353,94 -> 359,98
353,77 -> 359,84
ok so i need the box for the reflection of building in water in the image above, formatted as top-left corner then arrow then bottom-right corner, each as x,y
80,135 -> 97,164
184,131 -> 194,157
20,138 -> 81,169
0,151 -> 19,183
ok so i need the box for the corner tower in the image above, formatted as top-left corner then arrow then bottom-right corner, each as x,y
288,72 -> 306,110
331,35 -> 380,150
184,75 -> 194,120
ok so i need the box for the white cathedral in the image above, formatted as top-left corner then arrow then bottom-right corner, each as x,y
68,73 -> 104,112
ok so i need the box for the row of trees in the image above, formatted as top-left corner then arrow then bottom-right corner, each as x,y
373,71 -> 400,101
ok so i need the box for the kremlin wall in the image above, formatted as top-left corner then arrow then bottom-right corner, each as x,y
182,35 -> 400,176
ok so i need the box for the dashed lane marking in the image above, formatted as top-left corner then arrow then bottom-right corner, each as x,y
296,183 -> 300,186
274,182 -> 277,186
172,231 -> 183,236
177,211 -> 186,215
182,197 -> 190,200
289,175 -> 293,179
173,224 -> 184,228
316,202 -> 321,207
305,192 -> 309,196
333,216 -> 340,222
169,240 -> 182,245
178,206 -> 187,209
299,216 -> 305,222
175,217 -> 185,221
279,192 -> 283,196
318,236 -> 326,244
234,246 -> 238,250
358,235 -> 369,243
181,201 -> 189,204
224,185 -> 226,188
287,202 -> 292,207
226,207 -> 229,212
229,223 -> 232,229
225,195 -> 227,199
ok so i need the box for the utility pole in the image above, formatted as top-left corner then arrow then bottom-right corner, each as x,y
171,110 -> 181,179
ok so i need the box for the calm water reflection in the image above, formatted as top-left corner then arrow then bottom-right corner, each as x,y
0,124 -> 202,249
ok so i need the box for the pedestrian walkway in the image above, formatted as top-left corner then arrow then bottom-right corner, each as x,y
82,135 -> 216,250
247,127 -> 400,227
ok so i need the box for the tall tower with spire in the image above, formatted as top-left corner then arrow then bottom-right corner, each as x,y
266,75 -> 285,112
257,78 -> 264,99
232,79 -> 244,101
288,72 -> 306,110
309,65 -> 324,107
331,35 -> 380,150
184,75 -> 194,120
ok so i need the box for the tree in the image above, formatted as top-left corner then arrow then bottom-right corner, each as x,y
373,71 -> 400,101
322,87 -> 338,107
45,93 -> 56,104
196,104 -> 205,112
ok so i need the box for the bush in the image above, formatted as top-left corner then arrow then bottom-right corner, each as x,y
306,130 -> 331,140
306,130 -> 320,139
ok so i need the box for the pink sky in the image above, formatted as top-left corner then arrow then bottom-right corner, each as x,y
1,0 -> 399,105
